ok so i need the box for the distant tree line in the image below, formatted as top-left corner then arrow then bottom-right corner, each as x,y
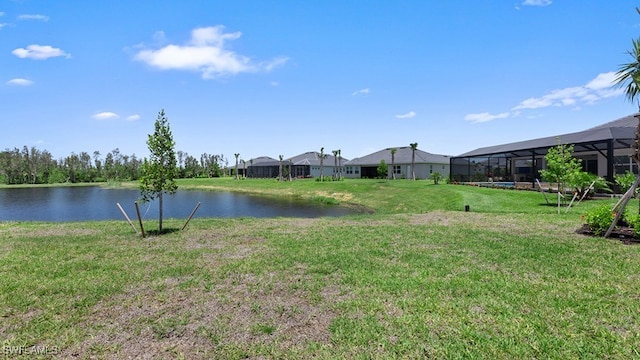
0,146 -> 228,185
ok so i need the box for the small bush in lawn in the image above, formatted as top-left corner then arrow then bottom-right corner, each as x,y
584,204 -> 614,236
615,171 -> 637,194
624,210 -> 640,237
431,172 -> 442,185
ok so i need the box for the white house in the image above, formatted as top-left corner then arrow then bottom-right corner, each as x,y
344,146 -> 451,179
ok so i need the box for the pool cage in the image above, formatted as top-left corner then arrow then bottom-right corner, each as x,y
449,115 -> 639,187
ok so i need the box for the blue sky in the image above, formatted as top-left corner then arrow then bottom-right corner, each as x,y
2,0 -> 640,162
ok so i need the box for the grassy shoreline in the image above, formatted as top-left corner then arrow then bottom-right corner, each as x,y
2,178 -> 639,358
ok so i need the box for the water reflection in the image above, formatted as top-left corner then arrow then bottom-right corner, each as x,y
0,187 -> 356,222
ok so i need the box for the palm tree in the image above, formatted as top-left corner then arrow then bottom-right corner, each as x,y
606,22 -> 640,236
390,148 -> 397,180
331,150 -> 338,180
337,149 -> 342,180
278,155 -> 284,181
249,158 -> 254,178
241,159 -> 246,179
288,159 -> 293,181
409,143 -> 418,180
319,147 -> 325,182
234,153 -> 240,180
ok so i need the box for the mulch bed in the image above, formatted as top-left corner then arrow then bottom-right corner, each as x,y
576,224 -> 640,245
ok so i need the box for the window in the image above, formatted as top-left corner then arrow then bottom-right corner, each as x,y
393,165 -> 401,174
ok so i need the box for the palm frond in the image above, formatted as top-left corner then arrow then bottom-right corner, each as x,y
614,38 -> 640,106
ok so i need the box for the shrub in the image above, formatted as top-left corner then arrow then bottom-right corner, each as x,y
567,171 -> 611,198
584,204 -> 614,236
615,171 -> 636,194
377,160 -> 388,179
623,210 -> 640,237
431,172 -> 442,185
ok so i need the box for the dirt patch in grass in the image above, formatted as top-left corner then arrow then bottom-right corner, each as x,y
62,226 -> 349,358
64,274 -> 342,358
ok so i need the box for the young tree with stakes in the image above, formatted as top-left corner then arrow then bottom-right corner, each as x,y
139,109 -> 178,234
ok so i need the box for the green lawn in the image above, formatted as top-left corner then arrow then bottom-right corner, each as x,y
1,178 -> 639,359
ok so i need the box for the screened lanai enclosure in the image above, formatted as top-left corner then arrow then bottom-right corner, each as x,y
450,114 -> 639,185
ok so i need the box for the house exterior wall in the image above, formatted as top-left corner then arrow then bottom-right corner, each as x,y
309,165 -> 341,178
344,165 -> 361,179
411,163 -> 450,180
343,163 -> 450,179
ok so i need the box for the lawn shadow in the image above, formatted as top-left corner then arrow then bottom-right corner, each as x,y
144,227 -> 181,236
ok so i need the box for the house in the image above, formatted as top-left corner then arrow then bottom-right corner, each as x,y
288,151 -> 347,179
243,151 -> 348,179
244,156 -> 280,178
344,146 -> 451,179
449,113 -> 639,184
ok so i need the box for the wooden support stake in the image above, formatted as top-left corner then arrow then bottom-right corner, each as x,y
135,201 -> 145,238
116,202 -> 139,235
536,179 -> 549,204
564,192 -> 579,214
182,202 -> 201,230
605,175 -> 640,238
612,178 -> 640,213
574,180 -> 596,208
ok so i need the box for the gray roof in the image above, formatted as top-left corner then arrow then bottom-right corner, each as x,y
247,156 -> 279,167
345,146 -> 451,166
288,151 -> 348,166
455,113 -> 639,158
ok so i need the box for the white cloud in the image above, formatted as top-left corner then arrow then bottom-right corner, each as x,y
512,72 -> 622,111
522,0 -> 552,6
12,44 -> 70,60
92,112 -> 120,120
262,56 -> 289,72
395,111 -> 416,119
352,88 -> 370,96
464,112 -> 510,124
0,23 -> 7,29
465,72 -> 623,123
134,25 -> 288,79
585,71 -> 616,89
6,78 -> 33,86
17,14 -> 49,21
126,114 -> 141,121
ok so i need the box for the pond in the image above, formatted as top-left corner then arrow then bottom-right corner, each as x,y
0,186 -> 358,222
